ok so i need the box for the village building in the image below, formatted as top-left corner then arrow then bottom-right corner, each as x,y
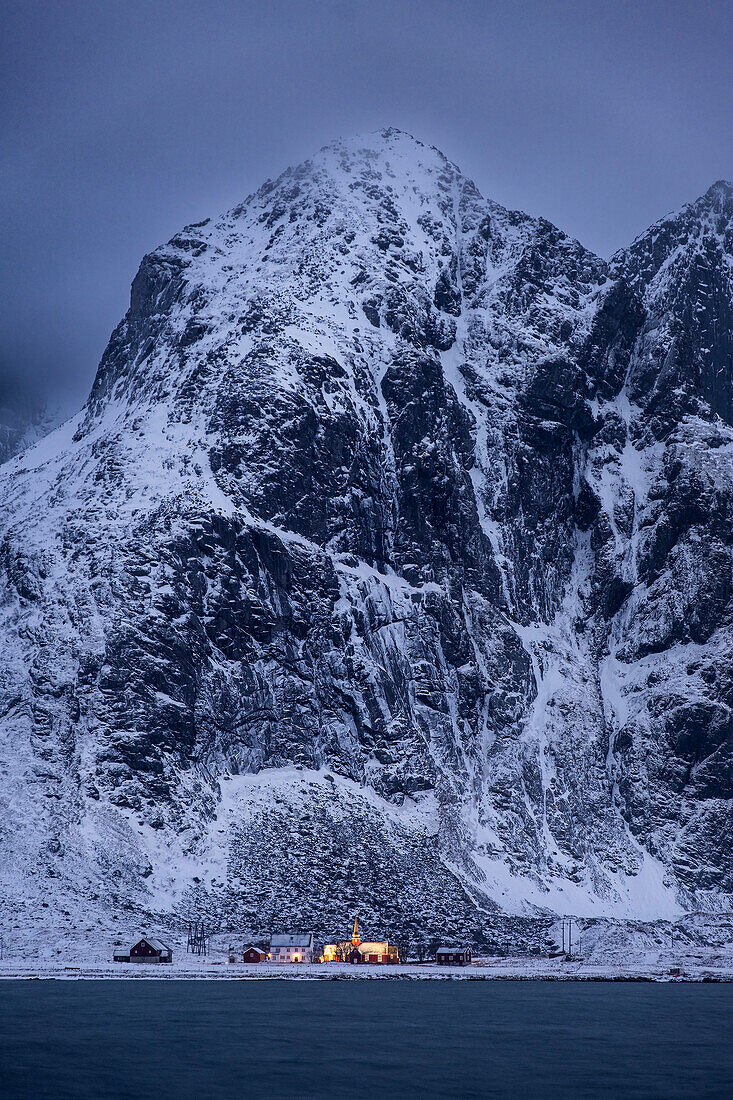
348,940 -> 399,964
269,934 -> 314,963
322,940 -> 352,962
242,944 -> 268,963
324,917 -> 399,965
114,938 -> 173,964
436,946 -> 472,966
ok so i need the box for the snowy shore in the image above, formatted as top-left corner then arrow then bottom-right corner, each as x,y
2,957 -> 732,982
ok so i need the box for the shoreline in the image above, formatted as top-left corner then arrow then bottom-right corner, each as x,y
1,961 -> 732,983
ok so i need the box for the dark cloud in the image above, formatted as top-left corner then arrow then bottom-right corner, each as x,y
2,0 -> 731,412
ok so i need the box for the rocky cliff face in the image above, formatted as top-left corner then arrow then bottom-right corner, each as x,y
0,131 -> 731,945
598,181 -> 733,903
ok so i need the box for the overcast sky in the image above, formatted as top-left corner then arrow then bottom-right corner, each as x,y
2,0 -> 732,412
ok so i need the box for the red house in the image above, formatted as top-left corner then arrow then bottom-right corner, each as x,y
116,938 -> 173,964
242,944 -> 267,963
436,946 -> 471,966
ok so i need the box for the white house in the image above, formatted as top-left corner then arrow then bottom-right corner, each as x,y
269,933 -> 314,963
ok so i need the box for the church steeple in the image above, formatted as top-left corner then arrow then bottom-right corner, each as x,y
352,915 -> 361,946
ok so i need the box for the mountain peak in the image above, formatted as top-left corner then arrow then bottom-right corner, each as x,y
705,178 -> 733,196
324,125 -> 449,159
669,177 -> 733,227
312,126 -> 463,186
701,177 -> 733,213
339,125 -> 428,150
612,176 -> 733,286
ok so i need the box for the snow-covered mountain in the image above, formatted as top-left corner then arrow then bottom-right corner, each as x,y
1,130 -> 732,947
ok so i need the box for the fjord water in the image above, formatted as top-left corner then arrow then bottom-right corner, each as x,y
1,980 -> 731,1099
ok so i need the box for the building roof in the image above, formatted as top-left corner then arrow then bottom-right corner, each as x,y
270,934 -> 313,949
437,946 -> 469,953
358,941 -> 395,953
134,938 -> 171,953
242,944 -> 267,954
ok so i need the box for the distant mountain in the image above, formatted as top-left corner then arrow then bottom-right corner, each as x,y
1,129 -> 731,948
0,388 -> 58,465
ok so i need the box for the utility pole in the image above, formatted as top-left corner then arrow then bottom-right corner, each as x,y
186,920 -> 208,956
561,918 -> 574,958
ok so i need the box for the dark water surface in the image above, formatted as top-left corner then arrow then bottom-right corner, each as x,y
1,979 -> 731,1099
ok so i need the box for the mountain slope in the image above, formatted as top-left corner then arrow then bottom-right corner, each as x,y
1,131 -> 731,947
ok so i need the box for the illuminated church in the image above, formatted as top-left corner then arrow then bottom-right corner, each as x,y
323,917 -> 399,965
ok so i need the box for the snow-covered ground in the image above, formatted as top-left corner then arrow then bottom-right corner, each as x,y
1,957 -> 731,982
